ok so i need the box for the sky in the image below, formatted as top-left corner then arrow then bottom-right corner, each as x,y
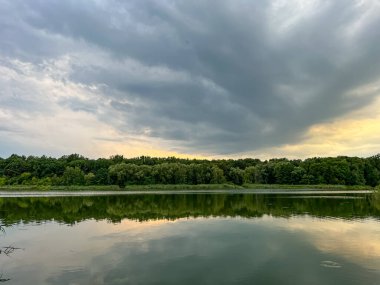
1,0 -> 380,159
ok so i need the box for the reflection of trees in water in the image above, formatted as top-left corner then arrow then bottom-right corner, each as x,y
0,275 -> 10,283
0,224 -> 23,283
0,193 -> 379,225
0,227 -> 14,282
0,193 -> 377,283
0,246 -> 21,257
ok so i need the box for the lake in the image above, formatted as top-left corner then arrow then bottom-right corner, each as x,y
0,191 -> 379,284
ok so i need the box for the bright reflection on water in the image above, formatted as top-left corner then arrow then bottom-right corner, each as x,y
0,192 -> 379,285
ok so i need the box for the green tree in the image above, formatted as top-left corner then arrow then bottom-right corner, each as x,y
210,166 -> 226,184
0,176 -> 7,186
364,161 -> 380,187
84,172 -> 96,185
108,163 -> 129,188
19,172 -> 32,185
94,168 -> 109,185
244,166 -> 256,183
290,166 -> 306,184
254,163 -> 276,184
229,167 -> 244,185
62,167 -> 85,185
274,161 -> 294,184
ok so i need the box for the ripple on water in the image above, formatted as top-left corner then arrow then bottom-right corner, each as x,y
320,260 -> 342,268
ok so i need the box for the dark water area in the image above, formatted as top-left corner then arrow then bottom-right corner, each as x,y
0,192 -> 379,284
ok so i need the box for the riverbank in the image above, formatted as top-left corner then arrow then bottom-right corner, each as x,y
0,189 -> 375,197
0,183 -> 377,192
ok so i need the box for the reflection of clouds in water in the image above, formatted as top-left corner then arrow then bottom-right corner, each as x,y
49,217 -> 379,285
1,217 -> 379,284
113,216 -> 380,274
268,216 -> 380,271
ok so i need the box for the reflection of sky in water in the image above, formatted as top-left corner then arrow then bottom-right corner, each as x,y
0,216 -> 379,285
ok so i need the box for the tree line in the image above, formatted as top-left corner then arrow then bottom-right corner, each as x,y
0,154 -> 379,187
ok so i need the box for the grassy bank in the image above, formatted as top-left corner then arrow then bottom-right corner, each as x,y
0,183 -> 377,192
0,183 -> 243,191
242,184 -> 377,190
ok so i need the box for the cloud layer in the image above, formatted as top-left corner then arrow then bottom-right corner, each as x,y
1,0 -> 380,157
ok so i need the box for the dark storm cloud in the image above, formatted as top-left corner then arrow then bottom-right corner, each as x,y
1,0 -> 380,154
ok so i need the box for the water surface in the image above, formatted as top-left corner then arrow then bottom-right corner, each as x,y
0,192 -> 379,284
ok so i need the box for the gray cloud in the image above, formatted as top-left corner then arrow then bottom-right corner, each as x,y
1,0 -> 380,155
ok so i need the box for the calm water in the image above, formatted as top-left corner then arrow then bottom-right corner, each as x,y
0,192 -> 379,284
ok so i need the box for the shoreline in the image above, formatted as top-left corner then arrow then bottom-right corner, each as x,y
0,184 -> 376,198
0,183 -> 376,192
0,189 -> 374,197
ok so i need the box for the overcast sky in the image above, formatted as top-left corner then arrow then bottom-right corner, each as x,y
1,0 -> 380,159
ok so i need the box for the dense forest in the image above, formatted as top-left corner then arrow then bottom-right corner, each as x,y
0,154 -> 380,187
